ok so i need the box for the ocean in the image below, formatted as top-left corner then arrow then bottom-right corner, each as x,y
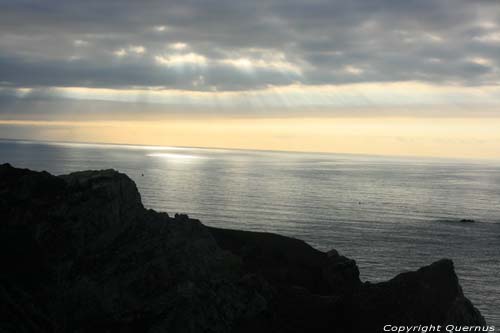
1,138 -> 499,326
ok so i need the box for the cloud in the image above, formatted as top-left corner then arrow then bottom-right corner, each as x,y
0,0 -> 499,92
154,52 -> 207,67
129,45 -> 146,55
113,48 -> 127,57
169,42 -> 188,50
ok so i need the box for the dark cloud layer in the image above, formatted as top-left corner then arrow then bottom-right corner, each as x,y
1,0 -> 500,91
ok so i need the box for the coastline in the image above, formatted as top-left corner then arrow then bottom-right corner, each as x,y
0,163 -> 487,332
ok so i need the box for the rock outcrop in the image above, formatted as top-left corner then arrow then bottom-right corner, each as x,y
0,163 -> 486,332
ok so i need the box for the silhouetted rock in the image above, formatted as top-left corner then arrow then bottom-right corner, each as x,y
0,163 -> 486,332
436,218 -> 476,224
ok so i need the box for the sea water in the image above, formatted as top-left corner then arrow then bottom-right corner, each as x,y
1,139 -> 499,326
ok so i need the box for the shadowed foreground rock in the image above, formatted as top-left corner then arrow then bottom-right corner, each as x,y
0,163 -> 486,332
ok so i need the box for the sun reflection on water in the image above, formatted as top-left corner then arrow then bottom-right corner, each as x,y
147,152 -> 204,161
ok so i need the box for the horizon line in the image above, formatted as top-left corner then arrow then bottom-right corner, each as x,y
2,137 -> 499,164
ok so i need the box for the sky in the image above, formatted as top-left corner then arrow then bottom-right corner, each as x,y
1,0 -> 500,158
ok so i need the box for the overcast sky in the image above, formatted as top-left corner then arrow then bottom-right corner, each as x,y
1,0 -> 500,157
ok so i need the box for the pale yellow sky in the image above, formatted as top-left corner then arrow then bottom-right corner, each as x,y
3,81 -> 500,159
2,117 -> 500,159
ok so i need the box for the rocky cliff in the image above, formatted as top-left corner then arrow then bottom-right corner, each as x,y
0,163 -> 486,332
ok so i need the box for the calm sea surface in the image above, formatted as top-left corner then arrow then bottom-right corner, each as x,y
1,139 -> 499,326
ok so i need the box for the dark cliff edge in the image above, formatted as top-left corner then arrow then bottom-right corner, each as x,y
0,163 -> 486,332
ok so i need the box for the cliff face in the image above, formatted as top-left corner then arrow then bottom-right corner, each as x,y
0,163 -> 485,332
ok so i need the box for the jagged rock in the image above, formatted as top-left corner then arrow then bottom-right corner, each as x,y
349,259 -> 486,331
208,227 -> 360,295
0,163 -> 486,332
